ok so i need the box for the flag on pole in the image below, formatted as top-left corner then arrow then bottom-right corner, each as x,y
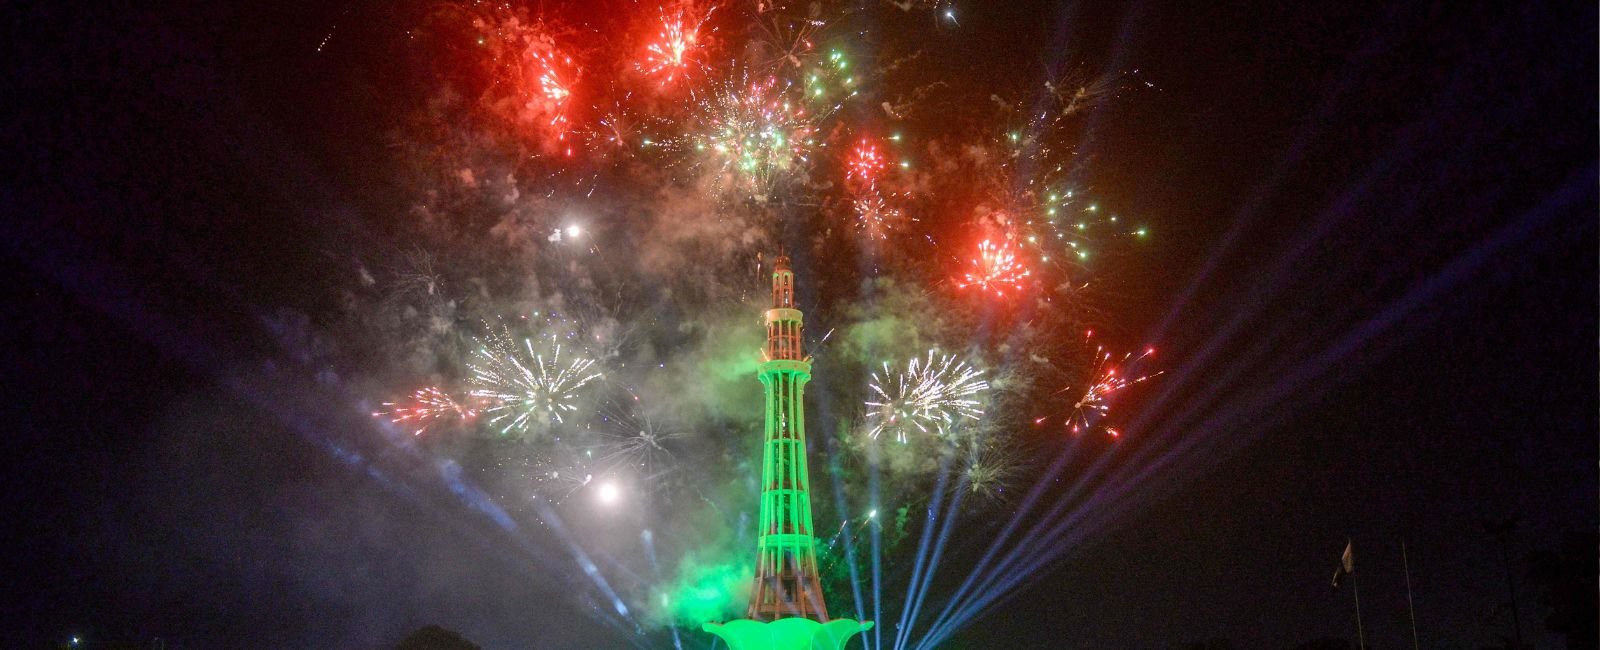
1332,541 -> 1355,589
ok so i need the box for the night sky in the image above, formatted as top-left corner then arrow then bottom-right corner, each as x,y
2,1 -> 1595,649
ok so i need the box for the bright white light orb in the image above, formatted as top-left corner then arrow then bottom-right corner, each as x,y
597,481 -> 620,505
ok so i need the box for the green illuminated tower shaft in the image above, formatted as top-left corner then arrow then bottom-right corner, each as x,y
749,255 -> 829,620
704,255 -> 869,650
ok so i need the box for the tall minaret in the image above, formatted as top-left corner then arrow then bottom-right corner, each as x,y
703,255 -> 870,650
748,254 -> 829,621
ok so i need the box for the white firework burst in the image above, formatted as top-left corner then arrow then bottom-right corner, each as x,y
593,399 -> 685,473
866,350 -> 989,443
468,327 -> 602,438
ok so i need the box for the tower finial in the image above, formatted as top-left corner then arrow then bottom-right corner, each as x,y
767,254 -> 798,354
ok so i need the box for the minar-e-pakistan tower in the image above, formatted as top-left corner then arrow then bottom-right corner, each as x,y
703,256 -> 872,650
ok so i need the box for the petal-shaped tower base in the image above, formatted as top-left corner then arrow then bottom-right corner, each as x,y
702,618 -> 873,650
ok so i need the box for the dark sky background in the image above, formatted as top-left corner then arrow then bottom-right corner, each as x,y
2,1 -> 1595,649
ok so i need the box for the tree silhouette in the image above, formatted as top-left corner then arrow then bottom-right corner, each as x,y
1180,638 -> 1237,650
396,625 -> 480,650
1290,638 -> 1353,650
1527,531 -> 1598,650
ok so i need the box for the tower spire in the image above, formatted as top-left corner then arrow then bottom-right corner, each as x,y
749,253 -> 827,620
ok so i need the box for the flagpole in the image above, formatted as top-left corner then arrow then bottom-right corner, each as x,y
1333,539 -> 1366,650
1352,569 -> 1366,650
1403,540 -> 1420,650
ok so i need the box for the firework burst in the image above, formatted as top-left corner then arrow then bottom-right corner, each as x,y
1036,333 -> 1162,436
957,437 -> 1022,502
374,386 -> 479,435
851,194 -> 903,239
437,3 -> 581,154
1014,184 -> 1151,272
843,136 -> 905,238
845,137 -> 888,186
468,327 -> 603,438
593,398 -> 685,474
675,71 -> 823,199
967,68 -> 1157,274
957,238 -> 1032,297
1067,345 -> 1159,433
528,47 -> 578,153
638,6 -> 712,88
384,248 -> 444,304
751,7 -> 827,74
866,350 -> 990,444
580,94 -> 644,159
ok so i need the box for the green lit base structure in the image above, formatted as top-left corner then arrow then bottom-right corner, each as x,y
702,618 -> 873,650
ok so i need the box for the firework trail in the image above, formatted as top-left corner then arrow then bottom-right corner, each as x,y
483,450 -> 599,507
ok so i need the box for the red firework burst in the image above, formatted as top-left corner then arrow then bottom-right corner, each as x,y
639,6 -> 711,86
958,238 -> 1032,297
846,137 -> 888,187
375,386 -> 479,435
